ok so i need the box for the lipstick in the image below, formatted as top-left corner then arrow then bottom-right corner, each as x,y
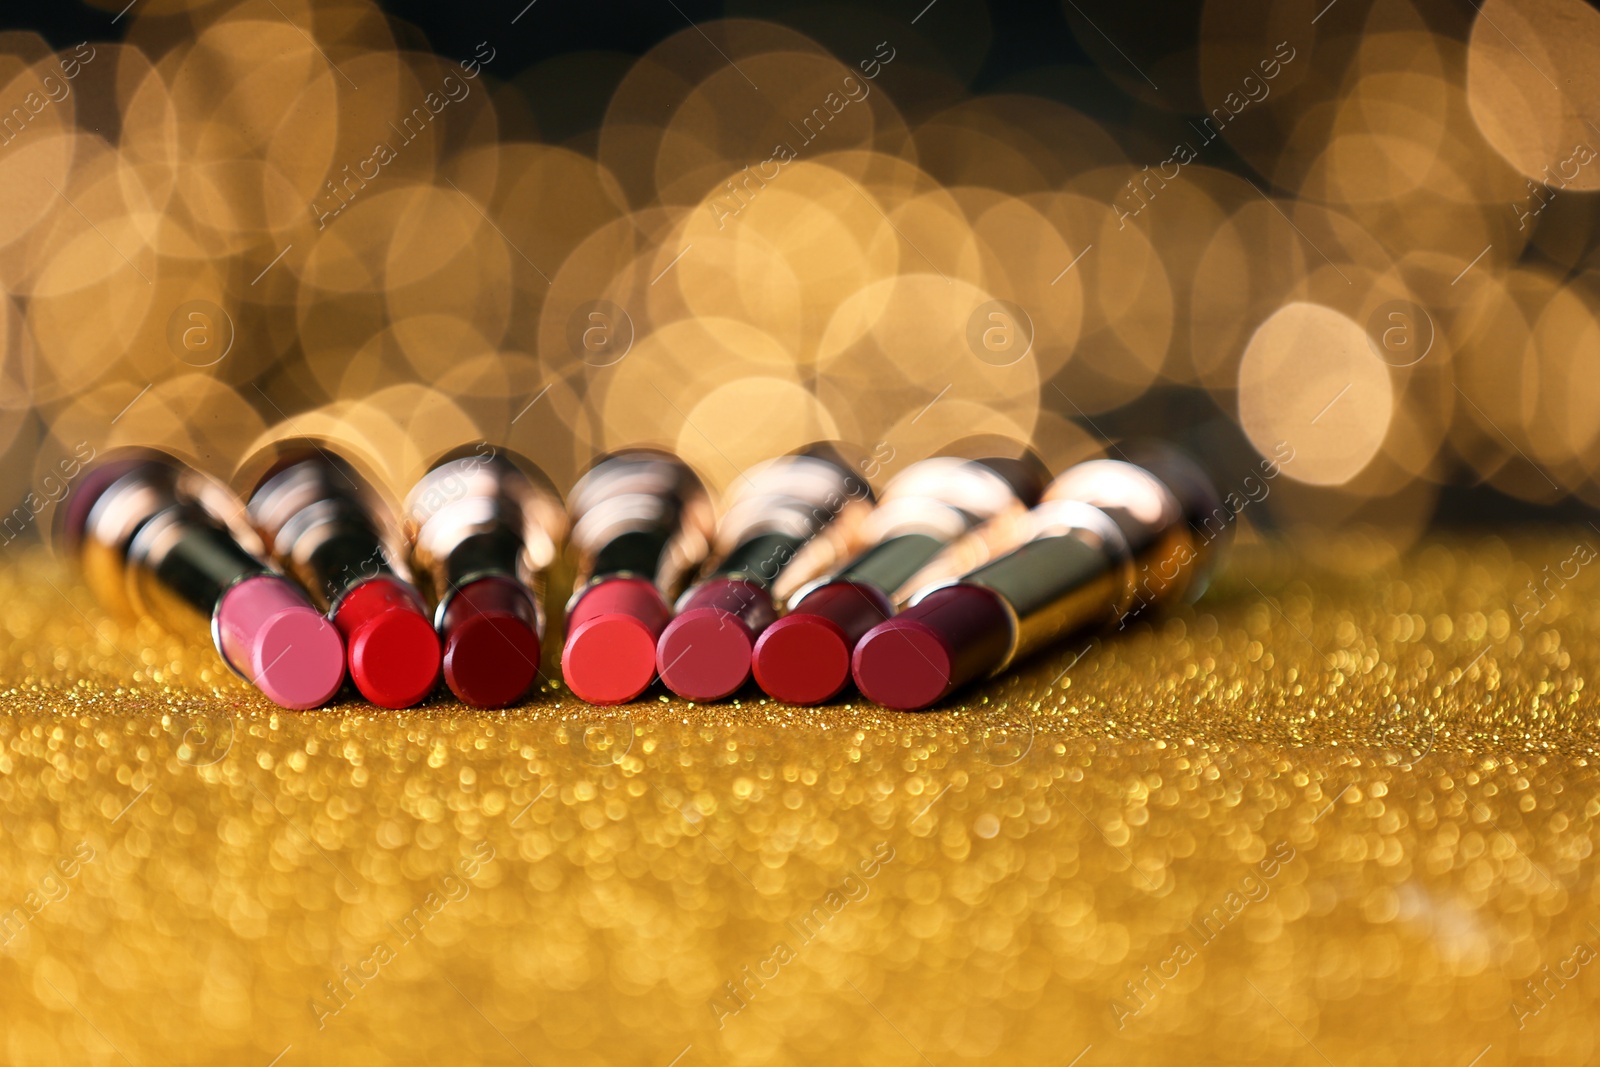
657,443 -> 873,702
61,450 -> 346,710
751,452 -> 1046,705
852,446 -> 1225,710
562,450 -> 715,705
403,447 -> 567,708
244,445 -> 441,709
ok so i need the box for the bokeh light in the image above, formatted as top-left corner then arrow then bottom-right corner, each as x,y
0,0 -> 1595,564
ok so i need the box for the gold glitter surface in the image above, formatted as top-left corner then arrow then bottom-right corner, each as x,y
1,536 -> 1597,1066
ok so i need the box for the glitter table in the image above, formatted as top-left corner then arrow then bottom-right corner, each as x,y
0,538 -> 1595,1066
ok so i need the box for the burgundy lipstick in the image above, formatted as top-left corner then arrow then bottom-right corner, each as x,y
852,447 -> 1226,710
404,448 -> 567,709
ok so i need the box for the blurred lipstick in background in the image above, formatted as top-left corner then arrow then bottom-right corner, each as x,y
404,448 -> 567,709
562,449 -> 715,705
657,443 -> 874,702
244,444 -> 441,709
752,445 -> 1047,705
1040,444 -> 1232,617
60,450 -> 346,710
852,446 -> 1226,711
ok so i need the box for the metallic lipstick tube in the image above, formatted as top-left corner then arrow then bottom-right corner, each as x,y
562,449 -> 715,705
404,447 -> 567,709
245,445 -> 441,709
852,446 -> 1225,710
751,453 -> 1046,705
656,443 -> 874,702
61,450 -> 346,710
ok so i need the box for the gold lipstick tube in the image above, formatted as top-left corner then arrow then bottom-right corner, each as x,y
60,449 -> 347,710
925,445 -> 1225,666
699,443 -> 876,605
404,447 -> 567,624
243,442 -> 442,708
783,453 -> 1046,610
853,446 -> 1225,710
560,448 -> 718,704
748,451 -> 1045,704
242,444 -> 413,614
655,442 -> 874,702
566,449 -> 715,610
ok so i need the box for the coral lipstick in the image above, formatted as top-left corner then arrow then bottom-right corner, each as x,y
244,446 -> 440,709
63,450 -> 345,710
562,450 -> 714,705
404,448 -> 566,708
753,452 -> 1045,705
853,447 -> 1225,710
657,444 -> 873,702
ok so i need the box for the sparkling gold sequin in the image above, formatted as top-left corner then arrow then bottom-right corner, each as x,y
0,539 -> 1594,1065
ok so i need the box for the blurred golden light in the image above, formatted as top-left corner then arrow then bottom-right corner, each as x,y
1239,301 -> 1395,486
676,377 -> 840,493
1467,0 -> 1600,192
0,0 -> 1591,570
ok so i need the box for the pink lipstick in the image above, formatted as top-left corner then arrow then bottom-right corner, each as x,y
244,445 -> 441,709
63,450 -> 345,710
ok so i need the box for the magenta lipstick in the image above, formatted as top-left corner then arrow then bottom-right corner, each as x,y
63,450 -> 346,710
853,447 -> 1225,710
244,445 -> 441,709
404,448 -> 567,709
562,450 -> 715,705
657,444 -> 873,702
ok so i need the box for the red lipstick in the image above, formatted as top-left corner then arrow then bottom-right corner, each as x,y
853,447 -> 1225,710
753,452 -> 1045,705
657,444 -> 873,702
62,450 -> 346,710
562,450 -> 714,704
244,446 -> 440,709
404,448 -> 566,708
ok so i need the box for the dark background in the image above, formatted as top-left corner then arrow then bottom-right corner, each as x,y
17,0 -> 1094,87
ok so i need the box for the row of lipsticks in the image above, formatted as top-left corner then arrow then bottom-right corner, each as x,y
60,439 -> 1227,712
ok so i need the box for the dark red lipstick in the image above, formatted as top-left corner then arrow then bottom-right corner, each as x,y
404,448 -> 567,708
